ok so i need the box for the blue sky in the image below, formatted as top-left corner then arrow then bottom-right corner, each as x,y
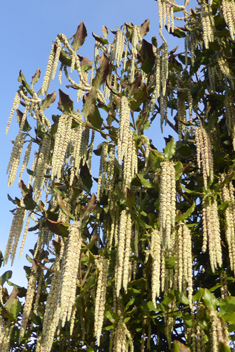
0,0 -> 189,289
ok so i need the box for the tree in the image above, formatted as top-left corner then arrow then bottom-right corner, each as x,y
1,0 -> 235,350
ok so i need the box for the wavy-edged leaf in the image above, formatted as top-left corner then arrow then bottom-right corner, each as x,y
40,91 -> 56,111
46,218 -> 69,237
58,89 -> 74,113
203,289 -> 218,310
72,21 -> 87,52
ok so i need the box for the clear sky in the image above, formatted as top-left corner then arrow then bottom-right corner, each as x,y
0,0 -> 189,289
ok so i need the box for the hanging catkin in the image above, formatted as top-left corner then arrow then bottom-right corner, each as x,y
159,160 -> 176,249
94,256 -> 109,346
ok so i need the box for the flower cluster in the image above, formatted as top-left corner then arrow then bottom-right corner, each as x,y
94,256 -> 109,346
202,196 -> 222,272
195,126 -> 214,190
159,160 -> 176,249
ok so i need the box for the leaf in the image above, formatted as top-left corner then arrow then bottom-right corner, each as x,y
174,290 -> 189,305
0,271 -> 12,286
164,138 -> 176,159
40,91 -> 56,111
82,88 -> 103,130
125,187 -> 136,209
80,193 -> 96,220
10,300 -> 21,320
58,89 -> 74,113
80,163 -> 93,191
220,297 -> 235,316
165,257 -> 175,269
24,193 -> 37,210
31,68 -> 41,86
18,70 -> 34,95
173,340 -> 190,352
130,83 -> 148,111
124,297 -> 135,311
92,53 -> 110,89
136,174 -> 155,188
140,39 -> 155,74
72,21 -> 87,52
46,218 -> 69,237
202,289 -> 218,310
218,341 -> 231,352
57,194 -> 75,220
16,109 -> 31,132
102,25 -> 108,38
183,202 -> 195,220
140,19 -> 150,38
92,32 -> 109,45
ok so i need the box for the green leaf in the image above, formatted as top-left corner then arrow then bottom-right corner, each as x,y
10,300 -> 21,320
71,21 -> 87,52
0,271 -> 12,286
136,174 -> 155,188
183,202 -> 196,220
218,201 -> 230,212
57,194 -> 75,220
124,297 -> 135,311
18,70 -> 34,95
40,91 -> 56,111
16,109 -> 31,132
165,257 -> 175,269
80,193 -> 96,220
164,138 -> 176,159
173,340 -> 190,352
174,290 -> 189,305
220,296 -> 235,316
125,188 -> 136,209
202,289 -> 218,310
175,161 -> 183,180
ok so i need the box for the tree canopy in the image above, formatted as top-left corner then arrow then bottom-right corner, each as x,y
1,0 -> 235,351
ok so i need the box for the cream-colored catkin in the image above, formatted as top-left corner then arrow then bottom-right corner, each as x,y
0,319 -> 14,352
94,256 -> 109,346
200,1 -> 214,49
19,264 -> 37,341
51,115 -> 72,180
195,126 -> 214,190
202,196 -> 222,272
151,229 -> 161,308
4,200 -> 26,265
222,0 -> 235,40
52,38 -> 62,80
159,160 -> 176,249
59,222 -> 82,327
209,310 -> 230,351
42,44 -> 56,96
123,212 -> 132,293
97,142 -> 108,201
118,96 -> 130,163
225,90 -> 235,150
116,210 -> 128,297
41,259 -> 62,352
7,131 -> 26,187
5,92 -> 21,135
33,134 -> 51,202
220,175 -> 235,271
